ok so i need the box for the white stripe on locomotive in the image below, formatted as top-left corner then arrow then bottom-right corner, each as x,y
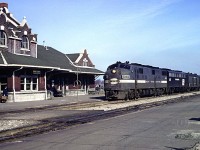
106,78 -> 167,84
119,80 -> 167,84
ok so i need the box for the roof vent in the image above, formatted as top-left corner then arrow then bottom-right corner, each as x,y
45,46 -> 48,50
43,41 -> 48,50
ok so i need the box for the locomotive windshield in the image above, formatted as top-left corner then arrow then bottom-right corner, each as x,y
107,62 -> 130,70
108,64 -> 118,70
120,64 -> 130,69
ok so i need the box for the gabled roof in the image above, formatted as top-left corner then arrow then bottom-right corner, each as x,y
37,45 -> 75,70
0,45 -> 104,75
66,53 -> 79,63
66,49 -> 95,68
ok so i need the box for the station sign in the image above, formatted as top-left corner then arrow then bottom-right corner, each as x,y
33,70 -> 41,75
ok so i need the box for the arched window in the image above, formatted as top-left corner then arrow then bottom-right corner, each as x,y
0,31 -> 7,46
21,36 -> 29,49
83,58 -> 88,66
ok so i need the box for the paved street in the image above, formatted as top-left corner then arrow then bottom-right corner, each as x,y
1,96 -> 200,149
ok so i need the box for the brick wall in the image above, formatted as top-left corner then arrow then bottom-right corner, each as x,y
77,49 -> 95,67
0,7 -> 37,57
38,75 -> 45,91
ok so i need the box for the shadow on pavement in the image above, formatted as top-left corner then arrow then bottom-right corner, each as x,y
165,147 -> 185,150
189,118 -> 200,121
89,95 -> 106,101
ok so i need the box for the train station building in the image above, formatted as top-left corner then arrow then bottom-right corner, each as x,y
0,3 -> 104,102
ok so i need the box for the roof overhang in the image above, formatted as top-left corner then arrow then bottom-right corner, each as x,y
69,70 -> 104,75
0,64 -> 60,69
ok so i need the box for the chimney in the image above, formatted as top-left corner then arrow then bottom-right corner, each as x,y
0,3 -> 8,8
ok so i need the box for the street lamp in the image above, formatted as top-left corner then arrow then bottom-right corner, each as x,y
75,66 -> 81,101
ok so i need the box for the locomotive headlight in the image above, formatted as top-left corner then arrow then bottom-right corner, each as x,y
111,69 -> 117,74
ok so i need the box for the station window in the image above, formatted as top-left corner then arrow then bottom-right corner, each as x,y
83,58 -> 88,66
0,31 -> 7,46
21,76 -> 38,91
21,36 -> 29,49
0,77 -> 7,92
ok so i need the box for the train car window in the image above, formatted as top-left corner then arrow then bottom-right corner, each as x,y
138,68 -> 143,74
162,71 -> 167,76
152,70 -> 155,75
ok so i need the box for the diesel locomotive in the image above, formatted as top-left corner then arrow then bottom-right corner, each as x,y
104,61 -> 200,100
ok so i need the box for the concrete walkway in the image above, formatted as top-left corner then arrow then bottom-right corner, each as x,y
0,94 -> 105,113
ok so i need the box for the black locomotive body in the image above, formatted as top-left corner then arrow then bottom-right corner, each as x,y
185,73 -> 200,91
104,61 -> 200,100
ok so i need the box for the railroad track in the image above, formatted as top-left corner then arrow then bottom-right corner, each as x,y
52,91 -> 200,111
53,100 -> 129,110
0,91 -> 200,143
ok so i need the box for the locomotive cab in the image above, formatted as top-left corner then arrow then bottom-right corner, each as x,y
104,61 -> 132,99
104,61 -> 168,100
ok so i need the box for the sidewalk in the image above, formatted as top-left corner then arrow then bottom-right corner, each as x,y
0,94 -> 105,113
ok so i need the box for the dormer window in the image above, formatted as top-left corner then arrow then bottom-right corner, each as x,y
21,36 -> 29,49
0,30 -> 7,46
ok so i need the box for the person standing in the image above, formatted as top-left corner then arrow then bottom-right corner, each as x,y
3,86 -> 8,97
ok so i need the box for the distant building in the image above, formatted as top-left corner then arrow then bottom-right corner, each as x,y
0,3 -> 104,102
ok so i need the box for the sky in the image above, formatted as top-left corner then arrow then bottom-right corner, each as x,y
4,0 -> 200,74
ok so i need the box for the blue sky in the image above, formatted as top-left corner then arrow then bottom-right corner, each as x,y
4,0 -> 200,74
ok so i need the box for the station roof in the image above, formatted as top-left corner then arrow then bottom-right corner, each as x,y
66,53 -> 80,63
0,46 -> 104,75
